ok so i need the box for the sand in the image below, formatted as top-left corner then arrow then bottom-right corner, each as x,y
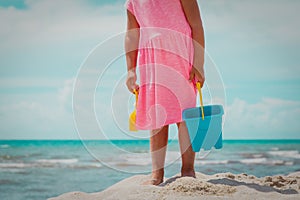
49,171 -> 300,200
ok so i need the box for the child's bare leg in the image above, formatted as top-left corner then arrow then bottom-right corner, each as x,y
144,125 -> 168,185
177,122 -> 196,177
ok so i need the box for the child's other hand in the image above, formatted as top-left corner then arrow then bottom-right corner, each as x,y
189,67 -> 205,87
126,70 -> 139,93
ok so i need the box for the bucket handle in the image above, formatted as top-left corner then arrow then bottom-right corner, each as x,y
196,82 -> 204,120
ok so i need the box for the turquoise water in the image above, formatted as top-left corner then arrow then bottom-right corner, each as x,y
0,140 -> 299,199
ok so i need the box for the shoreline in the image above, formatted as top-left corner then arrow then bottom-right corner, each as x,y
49,171 -> 300,200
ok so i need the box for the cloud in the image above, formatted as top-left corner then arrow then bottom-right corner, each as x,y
0,77 -> 63,88
198,0 -> 300,93
58,78 -> 74,112
0,78 -> 76,139
0,0 -> 126,77
0,0 -> 125,48
224,97 -> 300,139
200,0 -> 300,45
1,78 -> 300,139
0,0 -> 299,140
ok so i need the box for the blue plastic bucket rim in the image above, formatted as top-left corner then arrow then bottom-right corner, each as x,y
182,104 -> 224,120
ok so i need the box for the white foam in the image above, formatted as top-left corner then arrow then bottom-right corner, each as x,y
195,160 -> 228,165
88,163 -> 102,168
267,160 -> 295,166
252,154 -> 264,158
239,158 -> 294,166
270,147 -> 279,151
122,153 -> 151,166
70,163 -> 102,169
267,150 -> 300,159
240,158 -> 267,164
0,144 -> 10,148
285,161 -> 294,166
119,151 -> 182,167
36,159 -> 79,164
0,159 -> 103,169
268,160 -> 285,165
0,163 -> 33,168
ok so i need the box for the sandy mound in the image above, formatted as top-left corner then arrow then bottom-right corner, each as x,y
49,171 -> 300,200
161,176 -> 236,195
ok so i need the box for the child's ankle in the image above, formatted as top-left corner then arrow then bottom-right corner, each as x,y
152,168 -> 164,178
181,167 -> 195,178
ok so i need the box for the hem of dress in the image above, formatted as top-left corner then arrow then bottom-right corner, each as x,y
136,118 -> 185,131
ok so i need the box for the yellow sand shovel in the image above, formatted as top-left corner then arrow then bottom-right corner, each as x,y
129,89 -> 138,131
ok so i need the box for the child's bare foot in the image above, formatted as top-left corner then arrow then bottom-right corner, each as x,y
142,170 -> 164,185
181,168 -> 196,178
142,178 -> 163,185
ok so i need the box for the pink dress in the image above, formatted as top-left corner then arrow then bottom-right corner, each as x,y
125,0 -> 197,130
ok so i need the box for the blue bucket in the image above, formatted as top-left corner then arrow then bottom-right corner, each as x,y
182,105 -> 224,152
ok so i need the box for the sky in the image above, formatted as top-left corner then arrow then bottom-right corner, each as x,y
0,0 -> 299,140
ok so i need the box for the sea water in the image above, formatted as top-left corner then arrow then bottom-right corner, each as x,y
0,140 -> 299,200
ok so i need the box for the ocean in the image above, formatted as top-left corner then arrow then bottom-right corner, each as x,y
0,140 -> 299,200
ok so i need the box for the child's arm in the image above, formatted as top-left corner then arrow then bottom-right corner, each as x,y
180,0 -> 205,87
125,10 -> 140,93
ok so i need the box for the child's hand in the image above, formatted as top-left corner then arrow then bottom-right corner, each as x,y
126,70 -> 139,93
189,67 -> 205,87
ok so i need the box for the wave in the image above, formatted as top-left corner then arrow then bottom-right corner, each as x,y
240,153 -> 265,159
120,153 -> 151,166
284,161 -> 294,166
0,163 -> 33,168
269,160 -> 294,166
36,159 -> 78,164
0,144 -> 10,148
270,147 -> 279,151
193,158 -> 294,166
196,160 -> 229,165
239,158 -> 293,166
117,151 -> 182,167
0,159 -> 102,169
252,154 -> 264,158
0,155 -> 26,161
112,150 -> 298,167
240,158 -> 267,164
69,163 -> 102,169
267,150 -> 300,159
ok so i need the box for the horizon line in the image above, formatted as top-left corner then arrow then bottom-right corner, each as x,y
1,139 -> 300,141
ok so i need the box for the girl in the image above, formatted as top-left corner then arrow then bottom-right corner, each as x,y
125,0 -> 205,185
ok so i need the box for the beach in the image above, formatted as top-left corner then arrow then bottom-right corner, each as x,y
49,171 -> 300,200
1,140 -> 300,199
